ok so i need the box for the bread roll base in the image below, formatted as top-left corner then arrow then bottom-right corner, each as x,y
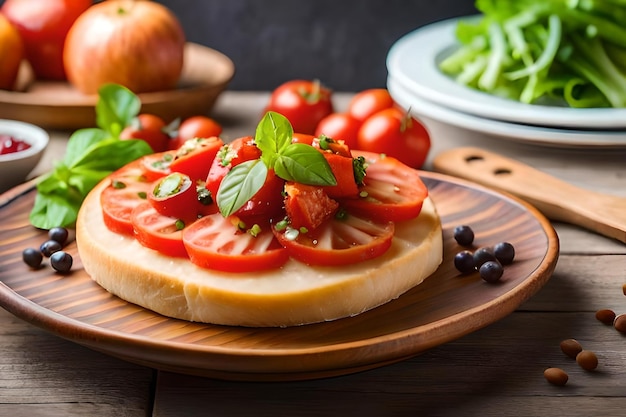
76,180 -> 443,327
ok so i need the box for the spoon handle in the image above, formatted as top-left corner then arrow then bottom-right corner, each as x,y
432,147 -> 626,243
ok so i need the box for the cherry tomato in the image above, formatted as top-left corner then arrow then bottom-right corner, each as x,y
341,151 -> 428,222
314,113 -> 361,150
357,107 -> 431,169
1,0 -> 91,80
120,114 -> 171,153
100,162 -> 152,236
131,202 -> 188,258
148,172 -> 216,221
273,210 -> 394,267
178,115 -> 222,139
170,137 -> 224,182
348,88 -> 394,122
264,79 -> 333,134
183,212 -> 289,273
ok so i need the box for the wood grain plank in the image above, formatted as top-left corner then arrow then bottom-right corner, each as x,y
522,254 -> 626,313
0,308 -> 154,417
153,309 -> 626,416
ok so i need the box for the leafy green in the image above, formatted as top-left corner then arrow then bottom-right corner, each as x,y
29,84 -> 152,230
439,0 -> 626,107
217,112 -> 337,217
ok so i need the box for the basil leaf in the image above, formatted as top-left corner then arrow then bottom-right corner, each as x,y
255,111 -> 293,167
29,193 -> 81,230
96,84 -> 141,137
274,143 -> 336,186
69,138 -> 152,172
217,159 -> 268,217
64,128 -> 109,167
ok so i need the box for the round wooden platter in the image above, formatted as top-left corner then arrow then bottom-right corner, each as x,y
0,172 -> 559,381
0,43 -> 235,130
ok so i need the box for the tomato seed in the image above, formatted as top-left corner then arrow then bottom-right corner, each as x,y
544,367 -> 568,386
595,309 -> 616,325
576,350 -> 598,371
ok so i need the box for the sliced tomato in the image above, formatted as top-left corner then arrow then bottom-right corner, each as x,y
273,211 -> 394,266
341,151 -> 428,222
140,151 -> 175,182
131,202 -> 188,258
284,182 -> 338,231
183,213 -> 289,272
100,162 -> 152,235
170,137 -> 224,181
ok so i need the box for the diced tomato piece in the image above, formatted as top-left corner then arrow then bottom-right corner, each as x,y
131,202 -> 188,258
170,137 -> 224,181
291,133 -> 315,145
234,169 -> 286,226
321,152 -> 359,199
183,213 -> 289,272
273,210 -> 394,266
100,162 -> 152,235
284,182 -> 338,231
205,136 -> 263,199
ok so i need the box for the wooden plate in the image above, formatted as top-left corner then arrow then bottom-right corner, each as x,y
0,43 -> 235,130
0,172 -> 559,381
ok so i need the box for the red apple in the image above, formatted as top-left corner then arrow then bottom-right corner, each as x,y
0,13 -> 24,90
1,0 -> 91,81
63,0 -> 186,95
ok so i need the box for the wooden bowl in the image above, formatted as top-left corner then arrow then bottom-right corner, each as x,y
0,43 -> 235,130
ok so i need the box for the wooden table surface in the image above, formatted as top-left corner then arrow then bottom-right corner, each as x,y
2,91 -> 626,417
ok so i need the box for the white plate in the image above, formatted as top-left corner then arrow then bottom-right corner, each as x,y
388,77 -> 626,148
386,17 -> 626,130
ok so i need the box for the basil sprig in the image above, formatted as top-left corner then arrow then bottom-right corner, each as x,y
29,84 -> 153,229
217,111 -> 336,217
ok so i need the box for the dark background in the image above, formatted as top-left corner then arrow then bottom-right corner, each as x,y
0,0 -> 478,91
155,0 -> 477,91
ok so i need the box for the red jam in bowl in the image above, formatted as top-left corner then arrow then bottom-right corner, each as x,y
0,134 -> 31,155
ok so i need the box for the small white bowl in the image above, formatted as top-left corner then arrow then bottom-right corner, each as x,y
0,119 -> 49,193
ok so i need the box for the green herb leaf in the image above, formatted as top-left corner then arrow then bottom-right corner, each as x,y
63,128 -> 110,167
254,111 -> 293,167
217,159 -> 268,217
29,193 -> 81,231
95,83 -> 141,137
29,84 -> 152,230
67,137 -> 152,172
274,143 -> 336,186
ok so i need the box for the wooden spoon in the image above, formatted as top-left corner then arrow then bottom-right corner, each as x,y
432,147 -> 626,243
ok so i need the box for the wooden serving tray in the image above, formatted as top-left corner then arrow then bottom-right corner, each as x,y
0,172 -> 559,381
0,43 -> 235,130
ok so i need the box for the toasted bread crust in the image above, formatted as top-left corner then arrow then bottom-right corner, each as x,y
76,180 -> 443,327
